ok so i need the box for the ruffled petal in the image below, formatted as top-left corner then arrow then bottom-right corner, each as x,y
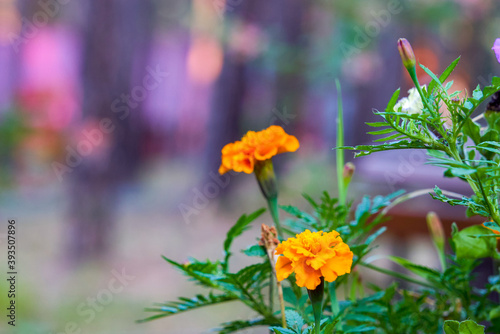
254,144 -> 278,160
275,256 -> 294,281
219,126 -> 299,175
294,259 -> 322,290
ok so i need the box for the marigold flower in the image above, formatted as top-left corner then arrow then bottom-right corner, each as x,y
218,125 -> 299,175
275,229 -> 353,290
394,86 -> 425,115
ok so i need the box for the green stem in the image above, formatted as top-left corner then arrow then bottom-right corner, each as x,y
308,278 -> 324,334
360,262 -> 436,289
269,269 -> 274,314
407,67 -> 435,116
407,66 -> 450,141
477,177 -> 500,224
336,79 -> 346,206
446,144 -> 500,222
268,197 -> 284,240
380,188 -> 464,216
437,248 -> 447,272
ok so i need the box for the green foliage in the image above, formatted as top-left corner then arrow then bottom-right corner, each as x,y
138,293 -> 237,322
444,320 -> 485,334
223,208 -> 266,270
451,225 -> 499,260
346,56 -> 500,227
141,189 -> 409,332
142,49 -> 500,334
138,208 -> 281,331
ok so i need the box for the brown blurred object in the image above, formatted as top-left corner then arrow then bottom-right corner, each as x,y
64,0 -> 154,261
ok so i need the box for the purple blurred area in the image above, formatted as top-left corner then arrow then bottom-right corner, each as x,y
0,0 -> 499,333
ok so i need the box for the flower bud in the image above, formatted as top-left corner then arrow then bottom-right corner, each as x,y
398,38 -> 416,70
343,162 -> 355,179
342,162 -> 355,188
253,159 -> 278,201
426,212 -> 444,252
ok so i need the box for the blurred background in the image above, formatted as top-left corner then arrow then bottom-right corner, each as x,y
0,0 -> 499,333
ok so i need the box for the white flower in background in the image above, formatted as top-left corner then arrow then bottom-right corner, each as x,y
394,87 -> 425,115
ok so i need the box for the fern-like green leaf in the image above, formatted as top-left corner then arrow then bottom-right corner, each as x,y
223,208 -> 266,270
137,293 -> 237,323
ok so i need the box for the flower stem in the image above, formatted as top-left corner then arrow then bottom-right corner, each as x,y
264,241 -> 286,328
269,271 -> 274,314
407,66 -> 434,115
267,196 -> 284,240
336,79 -> 346,206
277,281 -> 287,329
308,278 -> 324,334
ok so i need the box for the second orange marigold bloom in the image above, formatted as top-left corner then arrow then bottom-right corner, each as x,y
275,229 -> 353,290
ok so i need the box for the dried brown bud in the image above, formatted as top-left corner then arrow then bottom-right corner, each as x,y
260,224 -> 279,251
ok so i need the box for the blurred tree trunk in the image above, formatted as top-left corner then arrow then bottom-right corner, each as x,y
271,0 -> 307,131
68,0 -> 153,262
203,2 -> 252,178
204,0 -> 308,180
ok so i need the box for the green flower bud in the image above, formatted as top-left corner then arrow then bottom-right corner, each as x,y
253,159 -> 278,201
398,38 -> 416,70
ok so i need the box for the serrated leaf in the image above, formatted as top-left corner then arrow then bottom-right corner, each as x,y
138,293 -> 237,323
223,208 -> 266,269
285,310 -> 305,331
428,57 -> 460,93
218,318 -> 275,333
473,86 -> 483,100
343,313 -> 377,323
373,133 -> 406,142
344,325 -> 377,333
462,118 -> 481,144
389,256 -> 440,281
242,244 -> 266,257
367,128 -> 395,135
366,121 -> 390,127
365,227 -> 386,245
280,205 -> 316,223
385,89 -> 401,113
162,256 -> 222,288
420,64 -> 446,95
271,327 -> 297,334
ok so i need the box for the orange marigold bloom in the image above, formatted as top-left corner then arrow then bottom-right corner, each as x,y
219,125 -> 299,175
275,229 -> 353,290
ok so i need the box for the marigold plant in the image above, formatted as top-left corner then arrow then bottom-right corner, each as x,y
142,37 -> 500,334
275,229 -> 353,290
219,125 -> 299,175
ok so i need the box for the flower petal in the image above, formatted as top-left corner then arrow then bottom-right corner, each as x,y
294,259 -> 322,290
275,256 -> 294,281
